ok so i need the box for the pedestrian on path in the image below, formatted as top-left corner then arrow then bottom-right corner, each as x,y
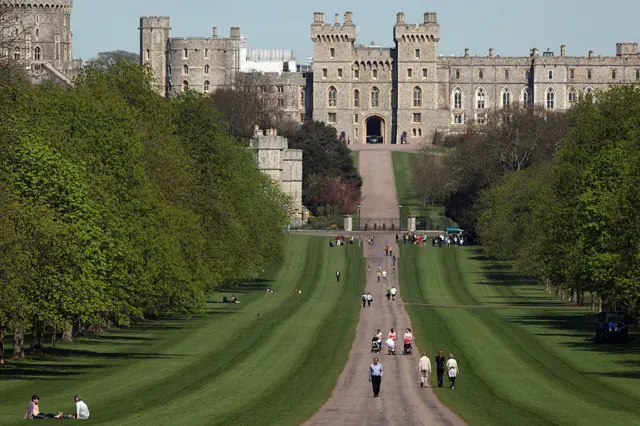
390,285 -> 397,300
367,292 -> 373,307
369,357 -> 383,397
336,270 -> 340,282
392,255 -> 397,267
435,350 -> 446,387
419,352 -> 432,388
377,271 -> 381,282
389,248 -> 393,257
388,328 -> 396,342
361,293 -> 367,308
382,270 -> 387,281
447,353 -> 459,389
386,287 -> 391,301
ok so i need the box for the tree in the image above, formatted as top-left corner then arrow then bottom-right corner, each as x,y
87,50 -> 139,70
412,148 -> 449,207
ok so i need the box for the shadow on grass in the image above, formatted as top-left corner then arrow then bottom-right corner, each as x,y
0,362 -> 108,380
218,278 -> 273,294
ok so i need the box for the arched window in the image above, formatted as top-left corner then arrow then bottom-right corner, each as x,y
413,87 -> 422,108
300,90 -> 305,108
354,89 -> 360,108
183,48 -> 188,58
371,87 -> 380,107
145,49 -> 150,60
504,70 -> 509,80
35,28 -> 39,38
183,80 -> 189,91
168,66 -> 172,76
453,88 -> 462,109
13,46 -> 20,60
34,46 -> 41,60
522,88 -> 531,107
587,70 -> 592,79
546,88 -> 555,109
548,70 -> 553,79
476,87 -> 486,109
568,88 -> 577,105
183,64 -> 189,75
611,70 -> 617,79
636,70 -> 640,81
354,69 -> 359,79
478,70 -> 484,79
585,87 -> 594,95
204,81 -> 210,92
328,86 -> 337,107
455,69 -> 460,79
372,69 -> 378,79
204,65 -> 210,74
168,82 -> 172,93
502,88 -> 511,107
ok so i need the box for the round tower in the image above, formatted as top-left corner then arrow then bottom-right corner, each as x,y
1,0 -> 74,73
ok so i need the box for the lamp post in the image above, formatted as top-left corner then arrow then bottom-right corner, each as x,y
398,205 -> 402,231
357,205 -> 361,231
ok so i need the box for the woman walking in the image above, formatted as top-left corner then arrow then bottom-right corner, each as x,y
369,357 -> 383,397
446,353 -> 459,389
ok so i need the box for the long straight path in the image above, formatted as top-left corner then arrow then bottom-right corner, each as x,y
357,150 -> 400,230
304,236 -> 466,426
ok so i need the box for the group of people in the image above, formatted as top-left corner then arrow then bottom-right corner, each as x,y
361,292 -> 374,308
418,350 -> 460,389
383,246 -> 394,257
433,233 -> 465,248
329,235 -> 361,248
24,395 -> 90,420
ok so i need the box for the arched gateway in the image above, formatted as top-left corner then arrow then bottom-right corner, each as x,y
365,115 -> 386,144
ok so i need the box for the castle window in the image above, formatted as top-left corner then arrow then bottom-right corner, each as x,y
585,87 -> 594,97
300,90 -> 305,108
546,88 -> 555,109
330,48 -> 335,58
34,46 -> 41,61
422,68 -> 428,79
455,69 -> 460,79
277,86 -> 284,93
476,87 -> 486,109
183,65 -> 189,75
568,88 -> 577,105
322,68 -> 327,79
354,113 -> 359,123
419,128 -> 422,136
587,70 -> 592,79
454,114 -> 463,124
328,112 -> 337,123
168,66 -> 172,76
204,49 -> 209,58
328,86 -> 337,107
413,87 -> 422,107
204,81 -> 210,92
476,114 -> 486,125
478,70 -> 484,79
413,129 -> 417,136
502,88 -> 511,107
278,98 -> 284,108
637,70 -> 640,81
548,70 -> 553,79
354,89 -> 360,108
570,69 -> 575,79
354,69 -> 360,80
35,28 -> 39,39
504,70 -> 509,80
413,113 -> 422,123
338,68 -> 343,79
36,15 -> 39,24
453,88 -> 462,109
522,88 -> 530,107
415,48 -> 421,59
13,46 -> 19,60
183,80 -> 189,91
373,69 -> 378,79
371,87 -> 380,107
407,68 -> 413,78
204,65 -> 210,74
611,70 -> 617,79
183,48 -> 188,59
145,49 -> 150,60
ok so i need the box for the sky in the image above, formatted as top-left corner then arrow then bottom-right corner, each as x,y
73,0 -> 640,61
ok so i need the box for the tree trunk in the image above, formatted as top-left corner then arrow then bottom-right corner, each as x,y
62,325 -> 73,343
29,321 -> 45,353
591,293 -> 596,311
51,327 -> 56,347
12,325 -> 25,360
0,324 -> 5,365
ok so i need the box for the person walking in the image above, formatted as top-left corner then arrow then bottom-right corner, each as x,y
386,287 -> 391,301
362,293 -> 367,308
336,270 -> 340,282
390,285 -> 397,301
369,357 -> 383,397
377,271 -> 381,282
388,328 -> 396,342
435,350 -> 446,387
446,353 -> 459,389
367,292 -> 373,307
392,255 -> 397,267
382,270 -> 387,282
419,352 -> 432,388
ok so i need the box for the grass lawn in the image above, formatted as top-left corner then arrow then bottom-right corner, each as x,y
0,236 -> 365,426
399,244 -> 640,426
392,151 -> 453,230
350,150 -> 359,169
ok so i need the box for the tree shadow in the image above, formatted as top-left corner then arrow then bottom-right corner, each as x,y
0,363 -> 108,381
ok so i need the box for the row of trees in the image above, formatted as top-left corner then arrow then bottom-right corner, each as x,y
0,60 -> 289,363
476,87 -> 640,313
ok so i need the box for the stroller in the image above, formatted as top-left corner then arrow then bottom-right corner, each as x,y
403,342 -> 412,355
371,337 -> 382,353
386,338 -> 396,355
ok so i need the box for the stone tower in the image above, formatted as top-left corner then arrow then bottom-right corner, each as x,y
1,0 -> 75,75
393,12 -> 441,143
139,16 -> 171,96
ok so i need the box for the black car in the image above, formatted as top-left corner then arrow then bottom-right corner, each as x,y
367,135 -> 383,144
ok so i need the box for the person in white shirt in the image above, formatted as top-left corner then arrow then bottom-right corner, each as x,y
418,352 -> 432,388
390,286 -> 397,301
446,354 -> 460,389
74,395 -> 90,420
367,292 -> 373,307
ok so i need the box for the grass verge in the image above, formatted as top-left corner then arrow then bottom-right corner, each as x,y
399,244 -> 640,426
0,236 -> 365,426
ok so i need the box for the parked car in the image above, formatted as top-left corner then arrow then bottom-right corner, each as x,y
367,135 -> 383,144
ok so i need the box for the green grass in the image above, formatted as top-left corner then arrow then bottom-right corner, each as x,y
350,150 -> 359,169
0,236 -> 365,426
392,151 -> 454,230
399,245 -> 640,426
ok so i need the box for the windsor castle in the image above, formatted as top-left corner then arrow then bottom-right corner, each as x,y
5,3 -> 640,143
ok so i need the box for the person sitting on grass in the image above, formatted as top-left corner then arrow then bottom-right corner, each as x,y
71,395 -> 90,420
24,395 -> 63,419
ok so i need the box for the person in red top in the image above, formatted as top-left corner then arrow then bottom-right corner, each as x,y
388,328 -> 396,341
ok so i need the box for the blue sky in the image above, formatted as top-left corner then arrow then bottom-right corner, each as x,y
73,0 -> 640,61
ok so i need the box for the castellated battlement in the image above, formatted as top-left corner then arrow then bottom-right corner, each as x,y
393,12 -> 440,42
311,11 -> 357,42
1,0 -> 73,9
139,16 -> 171,29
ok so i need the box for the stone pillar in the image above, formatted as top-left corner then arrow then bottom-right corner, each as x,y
407,216 -> 417,232
343,216 -> 353,232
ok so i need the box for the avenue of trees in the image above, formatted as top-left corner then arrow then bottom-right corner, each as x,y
0,60 -> 289,362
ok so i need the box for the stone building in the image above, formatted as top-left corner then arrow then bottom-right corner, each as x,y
139,16 -> 310,123
0,0 -> 81,85
312,11 -> 640,144
249,127 -> 305,226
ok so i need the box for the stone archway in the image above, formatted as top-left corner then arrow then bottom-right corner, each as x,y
365,115 -> 386,144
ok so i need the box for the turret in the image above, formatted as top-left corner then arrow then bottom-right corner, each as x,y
139,16 -> 171,96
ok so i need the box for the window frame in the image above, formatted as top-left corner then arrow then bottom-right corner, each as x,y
353,89 -> 360,108
371,86 -> 380,108
476,87 -> 486,109
328,86 -> 337,107
413,112 -> 422,123
413,86 -> 422,108
546,88 -> 555,109
453,88 -> 462,109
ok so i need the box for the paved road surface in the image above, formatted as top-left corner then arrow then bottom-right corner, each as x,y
304,237 -> 466,426
357,149 -> 400,230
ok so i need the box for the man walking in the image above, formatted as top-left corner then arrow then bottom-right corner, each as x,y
392,255 -> 396,267
369,357 -> 383,397
419,352 -> 432,388
382,270 -> 387,282
362,293 -> 367,308
390,285 -> 397,300
435,350 -> 446,387
367,292 -> 373,307
336,270 -> 340,282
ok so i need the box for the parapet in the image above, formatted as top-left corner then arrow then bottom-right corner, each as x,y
140,16 -> 171,29
1,0 -> 73,8
250,126 -> 288,150
616,42 -> 639,57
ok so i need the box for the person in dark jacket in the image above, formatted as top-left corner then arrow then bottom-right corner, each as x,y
435,350 -> 446,387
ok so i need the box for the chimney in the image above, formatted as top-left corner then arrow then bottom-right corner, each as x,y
230,27 -> 240,38
532,48 -> 539,57
489,48 -> 494,57
313,12 -> 324,24
588,50 -> 594,58
560,45 -> 566,56
464,48 -> 470,57
335,13 -> 340,25
212,27 -> 218,37
344,11 -> 353,24
397,12 -> 405,24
